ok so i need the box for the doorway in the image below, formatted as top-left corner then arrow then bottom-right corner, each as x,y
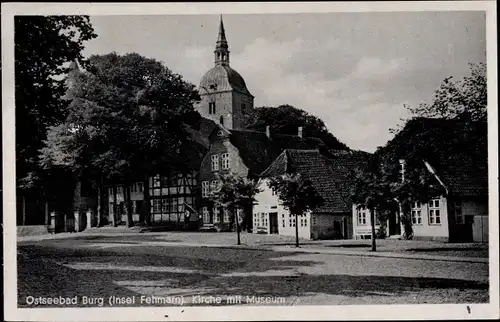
342,217 -> 349,239
388,202 -> 401,236
269,212 -> 279,234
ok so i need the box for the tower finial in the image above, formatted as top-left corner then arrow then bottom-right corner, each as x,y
214,14 -> 229,66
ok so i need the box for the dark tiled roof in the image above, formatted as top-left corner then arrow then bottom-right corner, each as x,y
391,117 -> 488,197
182,118 -> 219,169
186,118 -> 219,148
228,130 -> 326,176
260,149 -> 370,213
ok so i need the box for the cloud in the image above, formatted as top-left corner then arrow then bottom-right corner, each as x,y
226,37 -> 413,152
350,57 -> 406,80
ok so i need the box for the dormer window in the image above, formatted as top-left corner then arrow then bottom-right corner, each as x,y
209,102 -> 216,114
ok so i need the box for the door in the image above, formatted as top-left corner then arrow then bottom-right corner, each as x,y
342,217 -> 349,239
269,212 -> 279,234
388,203 -> 401,236
333,220 -> 342,239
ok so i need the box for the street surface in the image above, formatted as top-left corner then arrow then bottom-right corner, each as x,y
17,233 -> 489,307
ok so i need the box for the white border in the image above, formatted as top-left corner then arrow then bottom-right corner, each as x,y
2,2 -> 498,321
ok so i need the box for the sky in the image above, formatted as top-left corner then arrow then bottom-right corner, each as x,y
82,11 -> 486,152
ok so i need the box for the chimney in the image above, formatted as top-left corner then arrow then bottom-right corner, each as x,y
265,125 -> 271,138
298,126 -> 303,138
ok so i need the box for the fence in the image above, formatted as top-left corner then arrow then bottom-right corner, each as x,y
472,215 -> 488,243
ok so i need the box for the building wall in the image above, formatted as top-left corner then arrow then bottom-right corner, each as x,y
196,91 -> 234,129
311,213 -> 352,240
231,91 -> 254,129
448,196 -> 488,242
253,179 -> 311,239
352,204 -> 382,239
198,136 -> 250,228
411,196 -> 449,240
199,137 -> 249,183
462,199 -> 488,217
105,173 -> 199,227
353,196 -> 450,241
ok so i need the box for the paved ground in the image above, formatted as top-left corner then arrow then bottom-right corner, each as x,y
17,233 -> 489,307
19,229 -> 489,258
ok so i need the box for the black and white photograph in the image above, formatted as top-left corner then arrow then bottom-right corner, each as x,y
2,2 -> 498,321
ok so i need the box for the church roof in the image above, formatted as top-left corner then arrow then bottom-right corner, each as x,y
199,15 -> 253,97
199,65 -> 253,97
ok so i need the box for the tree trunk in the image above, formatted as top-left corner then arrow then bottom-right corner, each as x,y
112,186 -> 118,227
143,175 -> 151,225
97,177 -> 104,227
370,207 -> 377,252
125,184 -> 134,228
295,213 -> 300,248
234,205 -> 241,245
44,200 -> 49,228
21,194 -> 27,226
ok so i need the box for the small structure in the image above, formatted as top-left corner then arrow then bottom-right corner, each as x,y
254,149 -> 370,240
352,117 -> 488,242
198,125 -> 325,232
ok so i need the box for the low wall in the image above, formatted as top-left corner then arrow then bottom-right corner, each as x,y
17,225 -> 48,237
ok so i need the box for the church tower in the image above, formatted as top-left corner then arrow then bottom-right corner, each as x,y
196,15 -> 254,130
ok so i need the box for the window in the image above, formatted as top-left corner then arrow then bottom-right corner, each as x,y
210,180 -> 220,192
312,215 -> 317,226
211,154 -> 219,171
153,199 -> 162,213
429,198 -> 441,225
209,102 -> 216,114
161,199 -> 168,213
153,175 -> 161,187
304,218 -> 307,226
411,202 -> 423,225
300,218 -> 304,227
202,206 -> 210,224
213,207 -> 220,223
108,187 -> 113,195
138,182 -> 143,192
109,202 -> 114,214
223,208 -> 230,223
201,181 -> 209,198
357,207 -> 368,225
292,217 -> 296,227
221,153 -> 230,170
454,201 -> 464,224
282,219 -> 286,228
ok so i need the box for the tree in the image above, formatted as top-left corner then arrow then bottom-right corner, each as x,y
267,173 -> 324,247
243,105 -> 348,150
15,16 -> 97,191
209,173 -> 261,245
404,63 -> 486,122
40,52 -> 201,227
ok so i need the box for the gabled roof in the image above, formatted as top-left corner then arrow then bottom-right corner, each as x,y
227,130 -> 327,176
260,149 -> 370,213
389,117 -> 488,197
